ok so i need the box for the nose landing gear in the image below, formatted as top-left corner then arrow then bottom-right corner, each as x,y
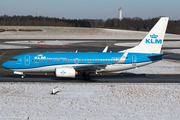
13,71 -> 25,79
21,75 -> 25,79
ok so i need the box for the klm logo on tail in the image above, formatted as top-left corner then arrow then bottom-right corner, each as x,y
146,34 -> 162,44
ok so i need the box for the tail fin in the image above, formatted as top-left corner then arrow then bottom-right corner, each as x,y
127,17 -> 169,54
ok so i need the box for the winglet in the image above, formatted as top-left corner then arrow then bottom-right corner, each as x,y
102,46 -> 108,52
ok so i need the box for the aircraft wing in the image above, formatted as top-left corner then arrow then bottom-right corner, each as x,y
74,63 -> 109,71
74,51 -> 128,72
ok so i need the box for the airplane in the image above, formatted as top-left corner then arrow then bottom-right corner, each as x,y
2,17 -> 169,80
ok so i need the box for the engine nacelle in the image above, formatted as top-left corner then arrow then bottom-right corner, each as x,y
55,67 -> 77,78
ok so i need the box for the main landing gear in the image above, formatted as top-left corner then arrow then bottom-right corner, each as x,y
82,72 -> 91,80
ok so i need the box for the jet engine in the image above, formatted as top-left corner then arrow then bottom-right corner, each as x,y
55,67 -> 77,78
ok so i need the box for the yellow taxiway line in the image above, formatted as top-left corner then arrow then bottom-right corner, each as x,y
0,51 -> 8,57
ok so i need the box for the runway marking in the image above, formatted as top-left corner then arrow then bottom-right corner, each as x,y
0,51 -> 8,57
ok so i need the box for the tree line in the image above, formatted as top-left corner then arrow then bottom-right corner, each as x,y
88,17 -> 180,34
0,15 -> 91,27
0,15 -> 180,34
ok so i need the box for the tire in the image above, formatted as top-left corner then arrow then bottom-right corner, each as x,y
21,75 -> 24,79
83,74 -> 91,80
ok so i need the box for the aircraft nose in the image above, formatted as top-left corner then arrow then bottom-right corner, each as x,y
2,61 -> 10,69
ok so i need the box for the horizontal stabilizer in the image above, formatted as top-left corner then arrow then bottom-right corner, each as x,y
148,53 -> 170,58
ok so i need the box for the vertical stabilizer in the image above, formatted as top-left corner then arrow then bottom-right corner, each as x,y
127,17 -> 169,54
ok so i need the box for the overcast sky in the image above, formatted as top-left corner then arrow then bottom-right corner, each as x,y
1,0 -> 179,20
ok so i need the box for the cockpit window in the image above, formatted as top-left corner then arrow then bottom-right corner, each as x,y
10,59 -> 18,61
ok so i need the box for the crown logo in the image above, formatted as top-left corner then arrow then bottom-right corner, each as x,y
60,70 -> 66,74
150,34 -> 158,38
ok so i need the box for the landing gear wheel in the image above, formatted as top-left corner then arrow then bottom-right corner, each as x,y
83,74 -> 91,80
21,75 -> 25,79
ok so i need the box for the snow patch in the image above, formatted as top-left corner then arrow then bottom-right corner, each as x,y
115,41 -> 180,48
0,45 -> 30,49
0,31 -> 13,34
162,49 -> 180,54
0,82 -> 180,119
4,40 -> 94,45
1,26 -> 180,39
114,42 -> 138,47
122,59 -> 180,74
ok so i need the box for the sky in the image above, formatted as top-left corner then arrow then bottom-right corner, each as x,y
0,0 -> 180,20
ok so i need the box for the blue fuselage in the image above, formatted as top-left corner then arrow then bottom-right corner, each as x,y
2,52 -> 162,70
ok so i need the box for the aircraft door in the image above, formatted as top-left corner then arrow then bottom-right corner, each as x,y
132,55 -> 137,66
24,55 -> 30,66
74,58 -> 79,65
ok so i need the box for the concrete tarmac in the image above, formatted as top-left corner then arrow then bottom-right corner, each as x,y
0,74 -> 180,83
